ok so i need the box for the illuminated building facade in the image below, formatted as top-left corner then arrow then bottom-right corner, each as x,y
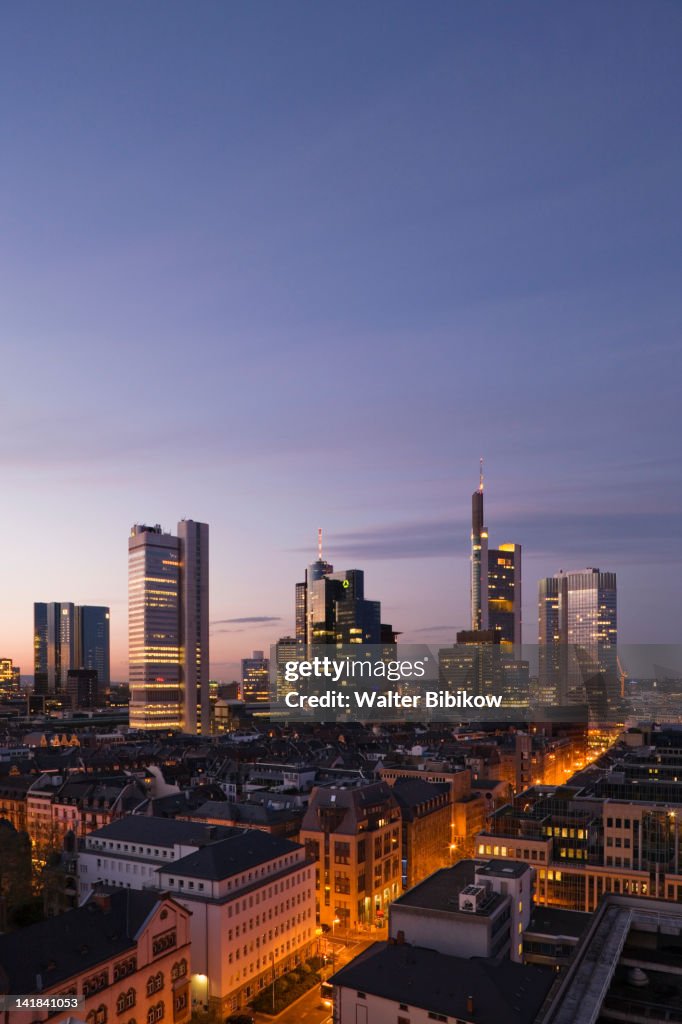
241,649 -> 269,701
300,782 -> 402,930
470,466 -> 522,645
34,602 -> 110,696
128,520 -> 209,733
0,658 -> 20,691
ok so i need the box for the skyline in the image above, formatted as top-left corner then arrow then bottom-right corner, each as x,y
1,3 -> 680,678
6,463 -> 680,682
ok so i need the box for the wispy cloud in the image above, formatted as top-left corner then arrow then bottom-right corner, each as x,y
320,508 -> 681,565
211,616 -> 282,625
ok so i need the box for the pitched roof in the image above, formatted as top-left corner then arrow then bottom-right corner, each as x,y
0,890 -> 162,994
162,831 -> 302,881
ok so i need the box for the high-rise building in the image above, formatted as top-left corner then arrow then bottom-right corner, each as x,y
128,520 -> 209,733
33,602 -> 110,696
295,531 -> 390,652
241,649 -> 270,702
177,518 -> 210,733
78,606 -> 111,687
470,466 -> 522,645
538,569 -> 618,709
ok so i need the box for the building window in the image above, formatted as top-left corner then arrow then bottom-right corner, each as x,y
152,931 -> 176,957
146,973 -> 164,997
146,1003 -> 164,1024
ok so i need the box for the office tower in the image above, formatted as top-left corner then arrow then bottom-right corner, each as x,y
241,649 -> 270,702
128,520 -> 209,733
470,465 -> 522,644
538,568 -> 617,710
295,530 -> 390,652
78,606 -> 110,687
34,602 -> 111,696
295,529 -> 334,645
177,518 -> 210,734
33,601 -> 76,695
274,635 -> 305,698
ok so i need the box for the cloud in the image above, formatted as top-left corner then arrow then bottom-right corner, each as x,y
320,508 -> 682,565
211,616 -> 282,625
409,625 -> 459,634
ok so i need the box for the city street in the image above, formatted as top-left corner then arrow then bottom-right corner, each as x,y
254,939 -> 373,1024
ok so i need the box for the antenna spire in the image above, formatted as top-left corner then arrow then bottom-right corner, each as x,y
317,527 -> 323,560
479,457 -> 484,493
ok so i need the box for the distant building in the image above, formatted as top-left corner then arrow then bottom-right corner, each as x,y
33,603 -> 110,696
538,568 -> 618,709
241,649 -> 270,702
295,531 -> 393,651
0,658 -> 20,691
65,668 -> 99,709
470,466 -> 522,645
128,520 -> 209,733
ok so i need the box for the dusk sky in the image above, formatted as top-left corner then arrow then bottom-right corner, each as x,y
1,2 -> 680,681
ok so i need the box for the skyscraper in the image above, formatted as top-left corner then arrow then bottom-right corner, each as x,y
295,532 -> 390,652
78,606 -> 111,687
177,518 -> 210,734
538,568 -> 618,710
33,602 -> 110,696
128,520 -> 209,733
469,465 -> 522,645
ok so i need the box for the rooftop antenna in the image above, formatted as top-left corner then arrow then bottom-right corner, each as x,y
479,457 -> 484,493
318,527 -> 323,561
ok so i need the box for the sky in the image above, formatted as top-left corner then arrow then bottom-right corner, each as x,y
1,1 -> 680,681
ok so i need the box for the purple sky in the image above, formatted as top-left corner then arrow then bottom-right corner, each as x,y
1,2 -> 680,681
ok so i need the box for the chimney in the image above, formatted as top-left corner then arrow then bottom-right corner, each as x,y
92,891 -> 111,913
466,995 -> 474,1015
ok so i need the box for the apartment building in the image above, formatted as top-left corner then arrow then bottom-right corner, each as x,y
0,889 -> 191,1024
391,779 -> 452,889
300,782 -> 402,930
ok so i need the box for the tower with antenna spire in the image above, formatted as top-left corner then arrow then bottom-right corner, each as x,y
295,529 -> 334,643
469,464 -> 522,645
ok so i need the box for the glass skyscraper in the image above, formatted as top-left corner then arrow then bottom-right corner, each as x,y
470,469 -> 522,645
538,568 -> 618,712
34,601 -> 110,696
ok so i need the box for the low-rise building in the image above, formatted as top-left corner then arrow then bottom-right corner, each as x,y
331,942 -> 554,1024
77,815 -> 317,1019
0,888 -> 191,1024
390,859 -> 532,963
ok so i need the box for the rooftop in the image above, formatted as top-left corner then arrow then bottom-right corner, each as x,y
85,815 -> 236,849
331,943 -> 554,1024
0,890 -> 164,994
159,830 -> 302,881
394,861 -> 505,918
